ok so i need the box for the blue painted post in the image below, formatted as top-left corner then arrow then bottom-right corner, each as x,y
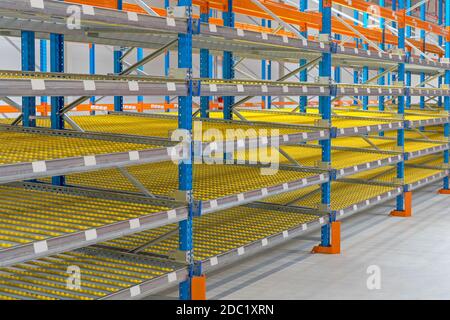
40,40 -> 48,115
200,4 -> 210,118
319,0 -> 332,247
441,0 -> 450,192
362,5 -> 369,110
419,1 -> 426,111
222,0 -> 234,120
405,0 -> 411,109
165,0 -> 170,109
353,10 -> 359,106
438,0 -> 443,107
50,2 -> 65,186
114,0 -> 124,112
22,31 -> 36,128
137,48 -> 144,109
89,43 -> 96,111
379,0 -> 385,114
262,19 -> 267,110
299,0 -> 308,112
177,0 -> 195,300
395,0 -> 406,212
267,20 -> 272,110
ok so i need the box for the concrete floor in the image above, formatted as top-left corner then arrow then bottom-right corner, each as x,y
160,183 -> 450,300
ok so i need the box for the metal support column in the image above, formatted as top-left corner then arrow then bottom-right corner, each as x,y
165,0 -> 171,110
419,1 -> 426,111
378,0 -> 386,117
222,0 -> 234,120
313,0 -> 335,253
362,4 -> 369,110
405,0 -> 412,109
137,47 -> 144,108
394,0 -> 407,213
89,43 -> 96,112
114,0 -> 124,112
438,0 -> 444,107
177,0 -> 196,300
21,31 -> 36,128
299,0 -> 308,112
50,0 -> 65,186
262,19 -> 267,110
267,20 -> 272,110
40,40 -> 48,115
200,4 -> 210,118
440,0 -> 450,193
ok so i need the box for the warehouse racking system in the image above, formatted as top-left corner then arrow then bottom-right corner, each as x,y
0,0 -> 448,300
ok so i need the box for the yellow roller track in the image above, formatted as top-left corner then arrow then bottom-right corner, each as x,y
0,186 -> 170,249
239,144 -> 395,168
264,181 -> 394,210
9,114 -> 311,139
57,161 -> 318,200
0,251 -> 174,300
100,206 -> 319,261
349,165 -> 445,185
0,130 -> 155,165
212,109 -> 396,129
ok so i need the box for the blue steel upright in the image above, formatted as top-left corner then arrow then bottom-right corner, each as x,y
442,0 -> 450,191
40,40 -> 48,110
299,0 -> 308,112
319,0 -> 332,247
378,0 -> 385,115
165,0 -> 171,108
362,6 -> 369,110
177,0 -> 195,300
222,0 -> 234,120
90,43 -> 96,109
22,31 -> 36,128
200,4 -> 211,118
419,1 -> 426,112
50,4 -> 65,186
395,0 -> 406,212
405,0 -> 411,109
137,48 -> 144,105
438,0 -> 444,107
114,0 -> 124,112
262,19 -> 267,109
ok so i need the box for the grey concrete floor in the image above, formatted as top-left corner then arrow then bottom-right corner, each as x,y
158,183 -> 450,300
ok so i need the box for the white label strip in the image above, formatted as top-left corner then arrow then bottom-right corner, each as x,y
168,272 -> 177,283
167,82 -> 177,92
83,80 -> 96,91
237,193 -> 245,202
261,238 -> 268,246
209,84 -> 218,92
129,151 -> 140,161
238,247 -> 245,255
31,79 -> 46,91
237,84 -> 244,92
262,33 -> 268,40
130,286 -> 141,297
261,85 -> 268,93
283,36 -> 289,43
167,18 -> 176,27
128,81 -> 140,92
30,0 -> 44,9
82,5 -> 95,15
85,229 -> 97,241
209,24 -> 217,33
129,219 -> 141,230
282,231 -> 289,238
167,210 -> 177,220
127,11 -> 138,21
210,200 -> 218,209
84,156 -> 96,167
302,224 -> 307,231
261,188 -> 268,196
210,257 -> 219,266
32,161 -> 47,173
33,240 -> 48,254
237,29 -> 245,37
282,86 -> 289,93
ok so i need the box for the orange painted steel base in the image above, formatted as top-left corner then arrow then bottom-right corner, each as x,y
438,189 -> 450,195
191,275 -> 207,300
390,191 -> 412,217
312,221 -> 341,254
